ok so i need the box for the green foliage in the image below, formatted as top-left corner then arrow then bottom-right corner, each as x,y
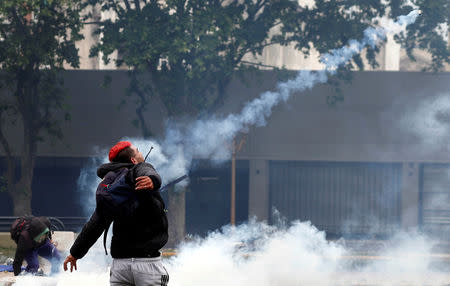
0,0 -> 85,213
0,0 -> 85,72
0,0 -> 84,144
89,0 -> 448,136
0,246 -> 16,260
89,0 -> 301,125
391,0 -> 449,71
282,0 -> 386,70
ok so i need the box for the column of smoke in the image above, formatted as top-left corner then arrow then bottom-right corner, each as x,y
72,148 -> 112,275
17,9 -> 450,286
137,10 -> 421,185
76,146 -> 109,215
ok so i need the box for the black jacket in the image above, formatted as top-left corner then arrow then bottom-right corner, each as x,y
12,216 -> 51,276
70,162 -> 168,259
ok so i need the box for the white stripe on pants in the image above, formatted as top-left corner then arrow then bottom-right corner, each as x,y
110,257 -> 169,286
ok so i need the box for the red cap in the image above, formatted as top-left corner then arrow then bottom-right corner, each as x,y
109,141 -> 132,162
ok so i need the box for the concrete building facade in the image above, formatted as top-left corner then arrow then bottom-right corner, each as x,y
1,70 -> 449,238
72,3 -> 450,72
2,1 -> 450,237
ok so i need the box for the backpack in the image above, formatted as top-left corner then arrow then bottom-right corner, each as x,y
10,216 -> 33,243
96,168 -> 139,255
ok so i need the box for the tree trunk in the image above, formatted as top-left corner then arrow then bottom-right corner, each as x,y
15,141 -> 36,216
9,71 -> 38,216
167,187 -> 185,248
8,142 -> 35,216
9,183 -> 32,216
130,71 -> 153,139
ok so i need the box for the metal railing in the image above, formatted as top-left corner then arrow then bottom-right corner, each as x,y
0,216 -> 88,232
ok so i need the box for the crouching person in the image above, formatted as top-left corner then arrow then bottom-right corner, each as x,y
10,216 -> 61,276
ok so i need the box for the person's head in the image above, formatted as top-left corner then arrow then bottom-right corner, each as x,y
109,141 -> 144,164
33,228 -> 49,243
27,217 -> 50,244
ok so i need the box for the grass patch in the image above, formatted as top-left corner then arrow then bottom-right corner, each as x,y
0,246 -> 15,263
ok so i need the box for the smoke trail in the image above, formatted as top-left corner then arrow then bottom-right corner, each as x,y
400,92 -> 450,146
75,11 -> 420,188
133,10 -> 420,184
76,146 -> 109,216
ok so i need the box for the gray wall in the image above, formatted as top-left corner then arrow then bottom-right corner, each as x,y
1,70 -> 168,157
221,71 -> 449,233
2,70 -> 450,234
2,71 -> 449,162
229,72 -> 450,162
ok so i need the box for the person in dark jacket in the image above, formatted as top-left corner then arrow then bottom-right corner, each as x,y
11,216 -> 61,276
63,141 -> 169,286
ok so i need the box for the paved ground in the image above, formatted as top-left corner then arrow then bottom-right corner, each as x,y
1,270 -> 450,286
0,274 -> 58,286
0,272 -> 13,279
0,273 -> 14,286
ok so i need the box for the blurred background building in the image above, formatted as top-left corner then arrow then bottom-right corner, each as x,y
1,1 -> 449,241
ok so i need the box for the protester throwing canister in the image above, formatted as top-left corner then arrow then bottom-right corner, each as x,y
63,141 -> 169,286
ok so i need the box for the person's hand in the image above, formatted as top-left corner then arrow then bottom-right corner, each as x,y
135,176 -> 154,190
63,254 -> 78,272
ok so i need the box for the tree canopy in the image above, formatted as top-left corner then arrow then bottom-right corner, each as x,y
0,0 -> 85,215
89,0 -> 448,137
390,0 -> 449,71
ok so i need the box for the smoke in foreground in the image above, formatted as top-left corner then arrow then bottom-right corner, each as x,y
76,148 -> 108,215
13,219 -> 449,286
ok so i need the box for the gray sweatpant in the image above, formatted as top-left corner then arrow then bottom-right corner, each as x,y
110,257 -> 169,286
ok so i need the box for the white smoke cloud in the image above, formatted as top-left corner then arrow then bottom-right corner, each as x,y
400,92 -> 450,147
76,146 -> 109,216
166,220 -> 346,286
13,271 -> 109,286
166,221 -> 447,286
435,22 -> 449,43
12,220 -> 448,286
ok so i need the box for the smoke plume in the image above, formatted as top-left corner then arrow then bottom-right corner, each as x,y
127,10 -> 420,185
13,219 -> 448,286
